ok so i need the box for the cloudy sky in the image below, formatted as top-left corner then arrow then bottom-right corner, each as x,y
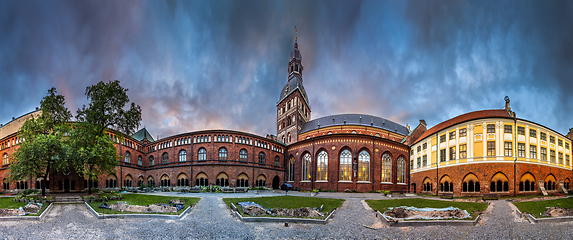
1,0 -> 573,140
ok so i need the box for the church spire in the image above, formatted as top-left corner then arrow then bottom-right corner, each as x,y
288,26 -> 303,79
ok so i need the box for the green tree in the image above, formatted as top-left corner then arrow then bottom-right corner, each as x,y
9,88 -> 72,196
71,80 -> 141,194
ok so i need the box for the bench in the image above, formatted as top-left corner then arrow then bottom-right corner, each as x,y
221,188 -> 235,193
188,187 -> 201,193
235,188 -> 247,193
482,193 -> 498,200
440,192 -> 454,199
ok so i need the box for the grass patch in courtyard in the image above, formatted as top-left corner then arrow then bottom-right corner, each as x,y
512,197 -> 573,218
366,198 -> 488,219
222,196 -> 344,219
87,194 -> 200,215
0,197 -> 48,216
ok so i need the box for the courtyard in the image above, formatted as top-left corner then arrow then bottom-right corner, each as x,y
2,191 -> 573,239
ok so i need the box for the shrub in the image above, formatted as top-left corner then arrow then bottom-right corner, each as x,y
384,190 -> 391,195
22,189 -> 40,195
212,185 -> 222,192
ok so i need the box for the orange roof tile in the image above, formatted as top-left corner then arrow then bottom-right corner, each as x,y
412,109 -> 512,145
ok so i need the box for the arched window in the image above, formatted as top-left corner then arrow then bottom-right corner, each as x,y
237,173 -> 249,187
177,173 -> 189,187
160,174 -> 170,187
302,153 -> 311,181
490,172 -> 509,192
317,151 -> 328,181
124,175 -> 133,188
3,153 -> 8,165
462,173 -> 480,192
340,149 -> 352,181
381,153 -> 392,183
179,150 -> 186,162
358,150 -> 370,181
162,153 -> 169,164
258,152 -> 265,164
137,176 -> 144,187
519,173 -> 536,192
397,156 -> 406,184
147,176 -> 155,187
422,178 -> 433,192
138,155 -> 142,166
198,148 -> 206,161
544,175 -> 557,191
288,157 -> 295,182
274,156 -> 280,167
216,172 -> 229,187
195,173 -> 208,186
239,149 -> 248,162
219,148 -> 228,161
256,175 -> 267,187
440,175 -> 453,192
124,151 -> 130,163
149,156 -> 154,166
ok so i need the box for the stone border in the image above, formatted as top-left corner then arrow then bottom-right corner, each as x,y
84,202 -> 192,220
230,203 -> 335,224
0,203 -> 54,221
374,210 -> 481,227
509,201 -> 573,224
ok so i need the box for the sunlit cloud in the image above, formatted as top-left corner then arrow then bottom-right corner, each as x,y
1,0 -> 572,140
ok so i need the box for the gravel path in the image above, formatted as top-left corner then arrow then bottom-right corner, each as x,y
3,193 -> 573,239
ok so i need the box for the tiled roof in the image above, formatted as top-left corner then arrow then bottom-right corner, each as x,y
412,109 -> 512,145
300,113 -> 410,135
132,128 -> 155,142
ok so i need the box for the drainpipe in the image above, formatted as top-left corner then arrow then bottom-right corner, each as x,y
120,143 -> 123,189
283,143 -> 287,186
190,137 -> 193,187
514,114 -> 517,197
252,138 -> 255,188
372,134 -> 375,193
312,137 -> 315,190
436,132 -> 439,196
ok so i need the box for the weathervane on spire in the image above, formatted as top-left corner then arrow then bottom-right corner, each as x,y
295,26 -> 297,40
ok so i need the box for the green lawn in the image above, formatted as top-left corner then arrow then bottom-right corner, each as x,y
366,198 -> 488,219
0,197 -> 48,216
222,196 -> 344,219
512,197 -> 573,218
87,194 -> 200,215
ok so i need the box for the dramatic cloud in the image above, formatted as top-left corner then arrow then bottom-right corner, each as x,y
1,0 -> 572,140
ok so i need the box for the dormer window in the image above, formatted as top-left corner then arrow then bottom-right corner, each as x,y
295,65 -> 298,72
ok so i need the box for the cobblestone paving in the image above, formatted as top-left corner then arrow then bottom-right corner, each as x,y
3,192 -> 573,239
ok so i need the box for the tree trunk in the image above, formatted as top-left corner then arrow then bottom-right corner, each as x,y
41,176 -> 47,196
88,165 -> 93,194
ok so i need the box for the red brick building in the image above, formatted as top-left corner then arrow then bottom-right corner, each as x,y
1,36 -> 419,193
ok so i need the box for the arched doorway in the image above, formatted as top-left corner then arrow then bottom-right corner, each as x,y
272,176 -> 280,189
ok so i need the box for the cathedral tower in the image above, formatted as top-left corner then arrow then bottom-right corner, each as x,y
277,34 -> 311,145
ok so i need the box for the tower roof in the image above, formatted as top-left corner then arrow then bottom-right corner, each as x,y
277,75 -> 309,106
132,127 -> 155,142
290,40 -> 302,61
